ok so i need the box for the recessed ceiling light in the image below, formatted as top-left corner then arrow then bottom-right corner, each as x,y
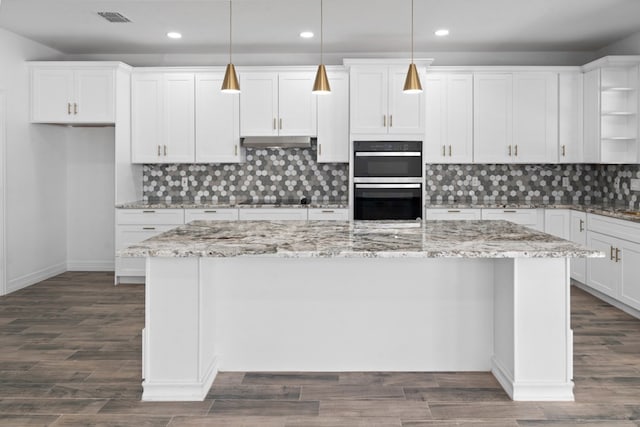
167,32 -> 182,39
435,29 -> 450,37
300,31 -> 314,39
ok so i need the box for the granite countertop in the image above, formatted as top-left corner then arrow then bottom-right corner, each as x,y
424,201 -> 640,223
115,200 -> 349,210
118,219 -> 603,259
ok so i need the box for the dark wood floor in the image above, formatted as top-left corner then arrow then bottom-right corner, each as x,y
1,272 -> 640,426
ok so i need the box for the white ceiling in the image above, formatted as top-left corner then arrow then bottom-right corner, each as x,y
1,0 -> 640,55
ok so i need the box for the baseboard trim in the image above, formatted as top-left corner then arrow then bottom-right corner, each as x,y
7,262 -> 67,294
491,357 -> 574,401
67,260 -> 115,272
142,357 -> 218,401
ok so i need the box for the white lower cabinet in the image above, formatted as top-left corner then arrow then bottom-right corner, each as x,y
544,209 -> 571,239
238,208 -> 308,221
585,213 -> 640,312
308,208 -> 349,221
481,208 -> 544,231
569,211 -> 587,283
184,208 -> 239,222
425,208 -> 481,220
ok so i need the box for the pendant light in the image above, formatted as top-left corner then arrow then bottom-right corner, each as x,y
312,0 -> 331,94
403,0 -> 422,94
221,0 -> 240,93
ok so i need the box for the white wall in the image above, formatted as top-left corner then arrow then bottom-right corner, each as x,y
0,27 -> 66,294
66,127 -> 115,271
596,30 -> 640,56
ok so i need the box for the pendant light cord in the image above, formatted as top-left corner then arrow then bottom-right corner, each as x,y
410,0 -> 414,63
320,0 -> 324,65
229,0 -> 233,63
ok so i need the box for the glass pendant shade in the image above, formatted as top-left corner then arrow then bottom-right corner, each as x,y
403,63 -> 422,94
312,64 -> 331,94
221,63 -> 240,93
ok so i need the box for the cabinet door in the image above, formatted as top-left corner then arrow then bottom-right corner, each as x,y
473,74 -> 513,163
31,68 -> 74,123
388,66 -> 424,134
350,67 -> 388,134
74,69 -> 115,123
425,209 -> 482,220
544,209 -> 571,239
424,74 -> 447,162
583,69 -> 601,163
278,72 -> 317,136
184,208 -> 239,222
559,73 -> 584,163
317,71 -> 349,163
195,73 -> 241,163
163,73 -> 195,163
240,73 -> 279,136
238,208 -> 308,221
586,232 -> 619,298
512,73 -> 558,163
569,211 -> 587,283
446,74 -> 474,163
620,239 -> 640,311
131,73 -> 164,163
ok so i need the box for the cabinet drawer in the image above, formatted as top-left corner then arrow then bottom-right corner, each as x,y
238,208 -> 308,221
426,208 -> 481,220
116,209 -> 185,225
184,208 -> 239,222
308,208 -> 349,221
481,208 -> 540,225
588,213 -> 640,243
115,224 -> 178,250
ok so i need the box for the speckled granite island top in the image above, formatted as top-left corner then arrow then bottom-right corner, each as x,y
119,220 -> 603,259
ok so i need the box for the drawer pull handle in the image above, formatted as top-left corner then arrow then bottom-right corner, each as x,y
321,210 -> 335,213
508,145 -> 512,156
67,103 -> 71,115
279,118 -> 283,130
442,145 -> 446,156
157,145 -> 161,156
514,145 -> 518,156
448,145 -> 452,156
610,246 -> 616,261
164,145 -> 167,156
142,227 -> 156,230
142,210 -> 156,213
273,118 -> 277,130
579,219 -> 584,232
503,210 -> 517,213
562,145 -> 566,157
616,248 -> 621,263
204,210 -> 218,213
389,115 -> 393,127
74,103 -> 78,115
448,210 -> 461,213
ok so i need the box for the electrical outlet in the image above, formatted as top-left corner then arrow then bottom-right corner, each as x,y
562,177 -> 570,187
614,177 -> 621,191
631,179 -> 640,192
181,177 -> 188,187
471,177 -> 480,186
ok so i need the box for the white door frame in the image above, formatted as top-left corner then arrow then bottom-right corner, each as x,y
0,91 -> 6,296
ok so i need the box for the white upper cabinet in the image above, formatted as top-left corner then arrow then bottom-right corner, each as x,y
558,72 -> 584,163
195,73 -> 242,163
31,65 -> 116,124
473,73 -> 513,163
131,72 -> 195,164
317,70 -> 350,163
583,68 -> 601,163
350,65 -> 424,135
239,71 -> 316,137
424,73 -> 473,163
473,72 -> 558,164
512,72 -> 558,163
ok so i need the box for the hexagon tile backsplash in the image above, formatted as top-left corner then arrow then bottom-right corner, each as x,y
142,146 -> 640,208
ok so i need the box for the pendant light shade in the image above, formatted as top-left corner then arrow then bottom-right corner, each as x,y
312,0 -> 331,94
221,0 -> 240,93
403,0 -> 422,94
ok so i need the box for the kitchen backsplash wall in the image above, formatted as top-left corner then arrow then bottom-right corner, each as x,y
425,164 -> 640,208
143,146 -> 349,203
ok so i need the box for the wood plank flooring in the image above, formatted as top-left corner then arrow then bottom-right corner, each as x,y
0,272 -> 639,426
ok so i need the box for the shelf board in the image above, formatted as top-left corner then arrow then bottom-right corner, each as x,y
602,111 -> 636,116
602,87 -> 636,92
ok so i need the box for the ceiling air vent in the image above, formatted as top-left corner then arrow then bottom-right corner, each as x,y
97,12 -> 132,23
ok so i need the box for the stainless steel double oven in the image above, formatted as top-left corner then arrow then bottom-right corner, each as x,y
353,141 -> 423,220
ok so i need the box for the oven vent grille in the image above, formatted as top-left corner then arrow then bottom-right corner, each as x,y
97,12 -> 132,23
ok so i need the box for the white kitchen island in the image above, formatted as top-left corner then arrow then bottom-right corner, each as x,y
119,220 -> 601,402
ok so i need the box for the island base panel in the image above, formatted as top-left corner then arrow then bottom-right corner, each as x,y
142,256 -> 573,402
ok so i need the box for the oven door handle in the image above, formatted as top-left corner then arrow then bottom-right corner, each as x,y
354,152 -> 421,157
355,183 -> 421,189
